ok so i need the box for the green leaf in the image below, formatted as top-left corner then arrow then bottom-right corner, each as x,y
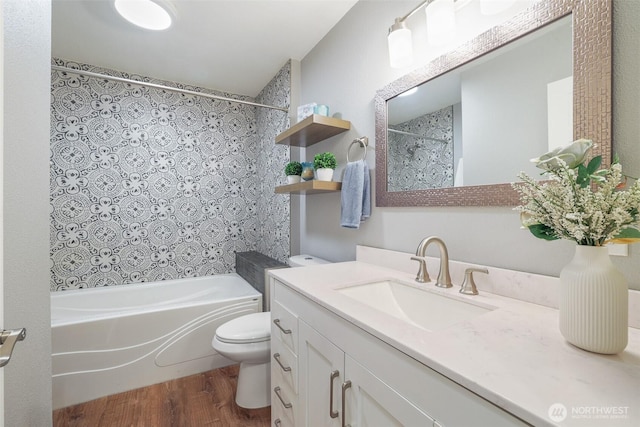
528,224 -> 560,241
576,164 -> 590,188
614,227 -> 640,240
586,155 -> 602,174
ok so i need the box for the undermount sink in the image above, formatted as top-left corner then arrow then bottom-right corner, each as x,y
337,280 -> 494,332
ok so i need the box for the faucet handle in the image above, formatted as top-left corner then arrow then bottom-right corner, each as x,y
410,256 -> 431,283
459,267 -> 489,295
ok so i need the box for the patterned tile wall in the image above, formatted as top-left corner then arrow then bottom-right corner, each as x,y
50,58 -> 291,290
387,106 -> 454,191
255,62 -> 291,263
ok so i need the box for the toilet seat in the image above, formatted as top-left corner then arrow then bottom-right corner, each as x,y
215,312 -> 271,344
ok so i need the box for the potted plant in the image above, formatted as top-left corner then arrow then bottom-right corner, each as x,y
313,152 -> 337,181
285,161 -> 302,184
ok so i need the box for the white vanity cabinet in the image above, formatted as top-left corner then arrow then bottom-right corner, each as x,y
300,320 -> 434,426
271,279 -> 529,427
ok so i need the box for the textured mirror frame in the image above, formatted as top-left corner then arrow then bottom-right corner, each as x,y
375,0 -> 612,207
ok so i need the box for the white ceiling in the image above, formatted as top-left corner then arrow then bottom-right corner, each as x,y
52,0 -> 358,97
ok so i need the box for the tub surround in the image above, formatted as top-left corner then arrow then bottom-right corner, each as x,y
50,58 -> 291,291
269,246 -> 640,426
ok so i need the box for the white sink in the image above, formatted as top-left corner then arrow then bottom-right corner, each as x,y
337,280 -> 494,332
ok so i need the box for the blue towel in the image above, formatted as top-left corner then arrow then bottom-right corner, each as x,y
341,160 -> 371,229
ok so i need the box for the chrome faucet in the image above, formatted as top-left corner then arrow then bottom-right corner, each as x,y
410,236 -> 453,288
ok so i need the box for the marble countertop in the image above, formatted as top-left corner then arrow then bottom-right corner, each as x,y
269,260 -> 640,427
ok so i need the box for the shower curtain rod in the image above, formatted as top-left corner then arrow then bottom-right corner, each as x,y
387,128 -> 448,144
51,65 -> 290,113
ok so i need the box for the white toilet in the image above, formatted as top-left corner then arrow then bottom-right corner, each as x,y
212,254 -> 330,408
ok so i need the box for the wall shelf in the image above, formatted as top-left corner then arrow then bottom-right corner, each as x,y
275,180 -> 342,194
275,114 -> 351,147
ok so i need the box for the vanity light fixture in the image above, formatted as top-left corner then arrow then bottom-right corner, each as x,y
426,0 -> 456,46
388,0 -> 468,68
388,18 -> 413,69
114,0 -> 174,31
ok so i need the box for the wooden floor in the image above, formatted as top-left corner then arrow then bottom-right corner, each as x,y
53,365 -> 271,427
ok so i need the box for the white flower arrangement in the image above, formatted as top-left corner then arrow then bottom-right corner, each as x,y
513,139 -> 640,246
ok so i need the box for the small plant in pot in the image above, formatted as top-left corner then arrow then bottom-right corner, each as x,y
285,161 -> 303,184
313,152 -> 337,181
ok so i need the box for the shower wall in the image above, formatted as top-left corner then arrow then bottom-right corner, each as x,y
50,58 -> 290,290
387,106 -> 454,191
255,62 -> 291,263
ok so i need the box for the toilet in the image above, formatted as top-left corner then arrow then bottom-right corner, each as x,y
212,254 -> 330,408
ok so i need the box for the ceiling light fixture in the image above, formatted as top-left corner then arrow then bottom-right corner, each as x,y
387,0 -> 462,68
114,0 -> 174,31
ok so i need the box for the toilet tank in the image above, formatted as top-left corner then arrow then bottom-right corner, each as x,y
288,254 -> 331,267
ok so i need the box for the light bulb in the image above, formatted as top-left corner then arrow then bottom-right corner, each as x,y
425,0 -> 456,46
388,19 -> 413,69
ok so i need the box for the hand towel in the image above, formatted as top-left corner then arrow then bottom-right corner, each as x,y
341,160 -> 371,229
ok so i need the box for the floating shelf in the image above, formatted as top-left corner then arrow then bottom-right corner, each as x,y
275,180 -> 342,194
276,114 -> 351,147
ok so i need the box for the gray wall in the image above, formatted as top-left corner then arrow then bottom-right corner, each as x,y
50,59 -> 291,290
298,0 -> 640,291
2,0 -> 53,425
461,21 -> 572,185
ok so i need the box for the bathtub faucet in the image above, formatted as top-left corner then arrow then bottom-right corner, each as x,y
410,236 -> 452,288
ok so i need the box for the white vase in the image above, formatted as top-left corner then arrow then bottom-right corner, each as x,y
559,245 -> 628,354
286,175 -> 301,184
315,168 -> 334,181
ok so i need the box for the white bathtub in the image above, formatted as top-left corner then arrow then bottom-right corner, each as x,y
51,273 -> 262,409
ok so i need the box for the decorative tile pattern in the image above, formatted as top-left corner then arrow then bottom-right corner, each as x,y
50,58 -> 291,290
255,61 -> 291,264
387,106 -> 454,191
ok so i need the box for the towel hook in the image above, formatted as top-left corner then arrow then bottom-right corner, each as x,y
347,137 -> 368,163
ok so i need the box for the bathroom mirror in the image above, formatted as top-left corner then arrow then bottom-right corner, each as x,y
375,0 -> 612,207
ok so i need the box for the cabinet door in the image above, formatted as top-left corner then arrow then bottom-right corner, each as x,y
344,355 -> 434,427
299,320 -> 344,427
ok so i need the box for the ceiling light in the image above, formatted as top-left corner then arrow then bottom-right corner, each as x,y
388,18 -> 414,69
114,0 -> 174,31
426,0 -> 456,46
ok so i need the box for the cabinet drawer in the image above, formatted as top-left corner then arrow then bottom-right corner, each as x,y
271,337 -> 298,393
271,300 -> 298,354
272,382 -> 298,427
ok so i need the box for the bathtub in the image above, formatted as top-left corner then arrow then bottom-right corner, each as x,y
51,273 -> 262,409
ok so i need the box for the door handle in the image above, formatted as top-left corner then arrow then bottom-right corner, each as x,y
0,328 -> 26,367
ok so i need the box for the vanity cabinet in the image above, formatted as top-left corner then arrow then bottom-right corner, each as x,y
300,320 -> 433,426
270,278 -> 529,427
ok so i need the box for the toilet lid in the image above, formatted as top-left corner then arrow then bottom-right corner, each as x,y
216,312 -> 271,344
